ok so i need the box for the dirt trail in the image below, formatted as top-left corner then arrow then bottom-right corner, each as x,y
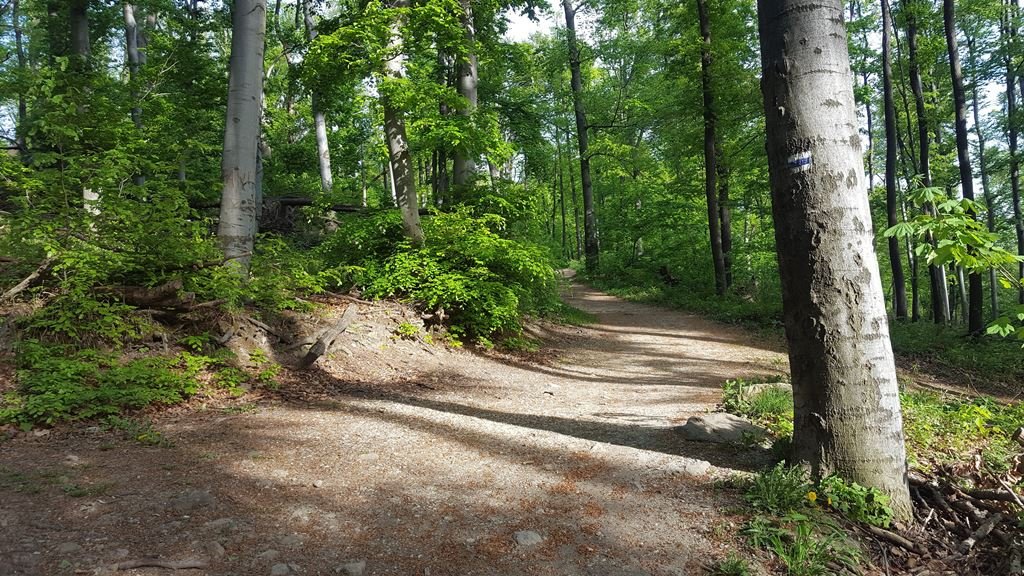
0,284 -> 790,576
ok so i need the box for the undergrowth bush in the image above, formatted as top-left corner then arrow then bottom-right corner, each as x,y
322,208 -> 558,339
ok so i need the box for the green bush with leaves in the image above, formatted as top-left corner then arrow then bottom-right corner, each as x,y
322,208 -> 558,339
0,342 -> 199,428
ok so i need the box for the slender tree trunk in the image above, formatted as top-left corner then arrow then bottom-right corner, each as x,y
908,5 -> 951,323
124,3 -> 142,130
719,154 -> 733,288
13,0 -> 26,152
966,37 -> 999,319
382,0 -> 424,245
569,147 -> 582,259
304,7 -> 335,202
1007,0 -> 1024,305
452,0 -> 478,190
697,0 -> 727,296
882,0 -> 908,319
70,0 -> 90,63
943,0 -> 984,334
756,0 -> 911,520
556,132 -> 568,258
217,0 -> 267,274
562,0 -> 598,271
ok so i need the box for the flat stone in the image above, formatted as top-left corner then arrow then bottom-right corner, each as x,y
514,530 -> 543,547
204,518 -> 238,533
675,413 -> 768,444
57,542 -> 82,554
169,490 -> 216,512
278,534 -> 303,549
663,458 -> 712,477
336,560 -> 366,575
257,549 -> 281,562
270,563 -> 292,576
206,541 -> 226,558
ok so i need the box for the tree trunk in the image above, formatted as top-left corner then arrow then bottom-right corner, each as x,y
697,0 -> 727,296
70,0 -> 90,63
562,0 -> 598,271
452,0 -> 478,190
756,0 -> 911,520
908,4 -> 951,323
382,0 -> 424,245
943,0 -> 984,334
967,37 -> 999,319
556,131 -> 569,258
882,0 -> 908,320
304,6 -> 335,214
217,0 -> 267,275
1006,1 -> 1024,305
719,153 -> 733,288
13,0 -> 26,152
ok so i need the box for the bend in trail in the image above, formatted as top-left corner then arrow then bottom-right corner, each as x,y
0,283 -> 789,576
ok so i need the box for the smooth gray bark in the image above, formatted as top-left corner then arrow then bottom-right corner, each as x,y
382,0 -> 424,245
943,0 -> 984,334
756,0 -> 912,520
217,0 -> 267,274
1008,3 -> 1024,304
452,0 -> 478,189
967,37 -> 999,319
303,7 -> 333,200
562,0 -> 598,271
13,0 -> 26,151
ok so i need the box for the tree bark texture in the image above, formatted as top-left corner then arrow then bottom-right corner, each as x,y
698,0 -> 727,296
756,0 -> 912,520
13,0 -> 26,151
217,0 -> 267,275
452,0 -> 478,190
882,0 -> 908,319
562,0 -> 598,271
383,0 -> 424,245
304,7 -> 334,203
943,0 -> 984,334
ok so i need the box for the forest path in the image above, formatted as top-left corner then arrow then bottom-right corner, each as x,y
0,283 -> 789,576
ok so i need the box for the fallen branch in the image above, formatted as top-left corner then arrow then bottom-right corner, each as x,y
115,557 -> 207,570
299,304 -> 357,369
967,488 -> 1021,504
102,279 -> 185,307
957,513 -> 1003,554
0,257 -> 53,302
998,478 -> 1024,509
864,525 -> 924,555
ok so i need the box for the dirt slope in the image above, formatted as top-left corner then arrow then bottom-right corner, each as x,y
0,284 -> 791,576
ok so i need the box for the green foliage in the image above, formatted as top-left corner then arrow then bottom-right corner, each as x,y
818,476 -> 894,528
722,378 -> 794,439
901,390 -> 1023,475
393,321 -> 421,339
102,415 -> 172,447
743,514 -> 860,576
745,463 -> 813,515
0,342 -> 199,428
708,555 -> 753,576
323,208 -> 558,339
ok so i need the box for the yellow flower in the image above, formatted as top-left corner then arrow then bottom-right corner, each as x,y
806,491 -> 817,503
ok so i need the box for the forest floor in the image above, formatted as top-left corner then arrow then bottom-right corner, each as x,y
0,281 -> 906,576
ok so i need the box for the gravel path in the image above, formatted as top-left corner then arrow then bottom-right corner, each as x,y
0,283 -> 789,575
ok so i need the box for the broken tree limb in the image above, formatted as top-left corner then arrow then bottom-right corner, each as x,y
0,257 -> 53,302
299,304 -> 357,369
115,557 -> 208,570
101,279 -> 185,307
864,525 -> 925,555
957,512 -> 1003,554
998,478 -> 1024,509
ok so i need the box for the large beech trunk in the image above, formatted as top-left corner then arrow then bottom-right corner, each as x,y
756,0 -> 912,520
697,0 -> 727,296
562,0 -> 598,271
881,0 -> 908,319
943,0 -> 984,334
217,0 -> 267,274
382,0 -> 424,245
